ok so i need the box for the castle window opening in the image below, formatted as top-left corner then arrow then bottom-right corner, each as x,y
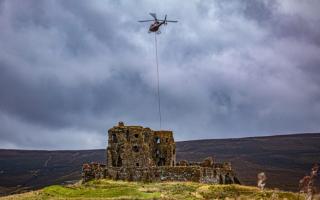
133,145 -> 139,152
134,133 -> 139,138
155,137 -> 160,144
111,134 -> 117,143
112,159 -> 116,166
136,163 -> 139,166
166,138 -> 169,142
144,133 -> 149,141
126,130 -> 130,141
158,158 -> 166,166
117,155 -> 122,167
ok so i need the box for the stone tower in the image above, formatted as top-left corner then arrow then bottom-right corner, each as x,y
153,131 -> 176,166
106,122 -> 176,168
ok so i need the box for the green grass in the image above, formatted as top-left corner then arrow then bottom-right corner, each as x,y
1,179 -> 305,200
42,180 -> 160,199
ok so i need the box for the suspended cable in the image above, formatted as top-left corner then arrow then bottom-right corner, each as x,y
154,33 -> 162,129
138,13 -> 177,130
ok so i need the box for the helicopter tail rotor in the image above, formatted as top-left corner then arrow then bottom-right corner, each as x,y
164,14 -> 167,25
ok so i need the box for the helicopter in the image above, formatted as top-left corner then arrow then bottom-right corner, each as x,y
138,13 -> 178,33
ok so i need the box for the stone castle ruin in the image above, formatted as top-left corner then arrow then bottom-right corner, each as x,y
82,122 -> 240,184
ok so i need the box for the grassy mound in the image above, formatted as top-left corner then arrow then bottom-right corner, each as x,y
0,179 -> 304,200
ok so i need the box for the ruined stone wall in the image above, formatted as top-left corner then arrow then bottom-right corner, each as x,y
199,167 -> 239,184
82,163 -> 106,182
107,122 -> 176,169
107,123 -> 156,168
106,167 -> 156,182
83,122 -> 240,185
105,167 -> 201,182
87,166 -> 239,184
156,166 -> 201,182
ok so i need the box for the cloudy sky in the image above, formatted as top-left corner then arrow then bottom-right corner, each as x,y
0,0 -> 320,150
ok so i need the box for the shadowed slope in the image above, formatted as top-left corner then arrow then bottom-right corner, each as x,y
0,133 -> 319,195
176,133 -> 320,191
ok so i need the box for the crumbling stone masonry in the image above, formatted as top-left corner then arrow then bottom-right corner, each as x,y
82,122 -> 240,184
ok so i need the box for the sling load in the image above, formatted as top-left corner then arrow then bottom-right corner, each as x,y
138,13 -> 178,129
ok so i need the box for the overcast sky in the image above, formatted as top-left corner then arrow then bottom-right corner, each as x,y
1,0 -> 320,150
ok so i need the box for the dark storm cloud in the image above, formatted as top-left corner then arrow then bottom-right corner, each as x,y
0,0 -> 320,149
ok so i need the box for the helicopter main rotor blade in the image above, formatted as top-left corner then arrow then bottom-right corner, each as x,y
149,13 -> 157,20
138,20 -> 154,22
158,20 -> 178,23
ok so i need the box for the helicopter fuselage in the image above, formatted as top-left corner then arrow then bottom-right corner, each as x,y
149,21 -> 164,32
139,13 -> 177,33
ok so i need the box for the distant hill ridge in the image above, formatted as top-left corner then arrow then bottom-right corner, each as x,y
0,133 -> 319,196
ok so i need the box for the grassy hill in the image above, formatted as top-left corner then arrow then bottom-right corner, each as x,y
0,133 -> 319,196
0,179 -> 305,200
